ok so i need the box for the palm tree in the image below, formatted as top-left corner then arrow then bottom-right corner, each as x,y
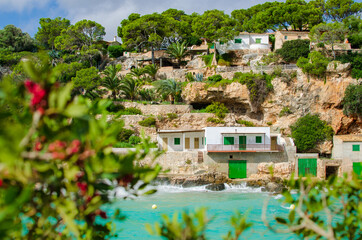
143,64 -> 159,81
101,64 -> 122,99
129,67 -> 146,79
153,79 -> 182,104
120,76 -> 140,101
166,41 -> 189,68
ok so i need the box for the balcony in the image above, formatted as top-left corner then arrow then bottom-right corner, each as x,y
207,144 -> 284,152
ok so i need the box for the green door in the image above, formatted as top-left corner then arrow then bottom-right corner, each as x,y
298,158 -> 317,177
353,162 -> 362,179
239,136 -> 246,150
229,160 -> 247,179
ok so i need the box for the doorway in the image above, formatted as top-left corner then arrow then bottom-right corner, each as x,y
325,166 -> 339,179
194,138 -> 199,149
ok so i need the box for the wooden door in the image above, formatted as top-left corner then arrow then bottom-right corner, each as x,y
194,138 -> 199,149
185,138 -> 190,149
298,158 -> 317,177
162,138 -> 168,151
239,136 -> 246,150
271,137 -> 277,150
229,160 -> 247,179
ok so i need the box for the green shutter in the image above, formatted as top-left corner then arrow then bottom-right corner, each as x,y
255,38 -> 261,44
224,137 -> 234,145
239,136 -> 246,150
256,136 -> 262,143
219,41 -> 224,45
205,137 -> 206,145
229,160 -> 247,178
353,162 -> 362,179
210,44 -> 214,49
235,39 -> 242,43
352,145 -> 360,151
298,158 -> 317,177
174,138 -> 180,145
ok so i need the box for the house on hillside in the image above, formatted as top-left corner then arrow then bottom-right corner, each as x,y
332,135 -> 362,178
274,30 -> 310,50
157,127 -> 292,178
214,33 -> 271,55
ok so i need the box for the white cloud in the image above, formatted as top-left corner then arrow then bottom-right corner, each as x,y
0,0 -> 49,12
54,0 -> 283,41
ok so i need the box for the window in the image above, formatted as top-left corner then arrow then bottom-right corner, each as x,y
284,36 -> 288,40
352,145 -> 360,151
174,138 -> 180,145
235,38 -> 242,44
255,38 -> 261,44
219,41 -> 224,45
256,136 -> 262,143
224,137 -> 234,145
298,36 -> 301,39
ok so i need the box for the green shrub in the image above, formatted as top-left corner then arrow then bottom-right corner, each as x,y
336,52 -> 362,80
129,135 -> 141,145
114,141 -> 134,148
0,50 -> 31,66
267,121 -> 273,126
185,72 -> 195,82
167,113 -> 178,120
205,102 -> 229,119
108,45 -> 124,58
279,106 -> 292,117
207,74 -> 223,82
207,117 -> 225,124
218,59 -> 230,66
233,72 -> 273,110
120,107 -> 142,115
261,52 -> 279,65
54,62 -> 86,83
139,117 -> 156,127
107,102 -> 125,113
205,79 -> 233,88
117,128 -> 135,142
276,39 -> 310,63
343,83 -> 362,117
272,66 -> 283,77
201,54 -> 214,66
236,120 -> 255,127
290,114 -> 334,152
297,51 -> 329,79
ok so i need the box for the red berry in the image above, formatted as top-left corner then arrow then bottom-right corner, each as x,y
99,211 -> 107,219
77,182 -> 87,193
35,141 -> 42,151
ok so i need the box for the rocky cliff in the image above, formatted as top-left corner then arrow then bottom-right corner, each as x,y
182,65 -> 361,137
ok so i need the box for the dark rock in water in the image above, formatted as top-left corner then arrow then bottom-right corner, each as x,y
182,179 -> 209,188
154,176 -> 171,185
265,182 -> 283,193
205,183 -> 225,191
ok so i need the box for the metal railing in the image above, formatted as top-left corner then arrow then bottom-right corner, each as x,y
207,144 -> 284,152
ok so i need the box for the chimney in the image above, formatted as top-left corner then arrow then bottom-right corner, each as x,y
114,36 -> 117,42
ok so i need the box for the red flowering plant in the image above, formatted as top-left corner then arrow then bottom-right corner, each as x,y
0,57 -> 162,239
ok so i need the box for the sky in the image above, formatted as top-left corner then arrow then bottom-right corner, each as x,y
0,0 -> 361,41
0,0 -> 287,41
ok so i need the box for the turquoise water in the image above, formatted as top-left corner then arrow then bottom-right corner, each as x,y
105,184 -> 298,239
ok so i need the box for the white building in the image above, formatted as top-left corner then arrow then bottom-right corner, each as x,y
215,33 -> 271,55
156,127 -> 291,179
332,135 -> 362,177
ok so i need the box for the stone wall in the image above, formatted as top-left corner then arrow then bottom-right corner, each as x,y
204,151 -> 289,177
141,151 -> 207,174
119,102 -> 192,115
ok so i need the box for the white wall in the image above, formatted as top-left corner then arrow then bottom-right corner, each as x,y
158,131 -> 205,152
215,34 -> 270,54
204,127 -> 271,145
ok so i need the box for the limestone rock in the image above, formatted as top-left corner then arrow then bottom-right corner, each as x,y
186,56 -> 206,69
327,61 -> 351,74
265,182 -> 283,193
205,183 -> 225,191
315,141 -> 333,155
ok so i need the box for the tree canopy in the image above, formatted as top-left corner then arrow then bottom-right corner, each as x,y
35,17 -> 70,49
0,25 -> 35,52
54,20 -> 105,51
